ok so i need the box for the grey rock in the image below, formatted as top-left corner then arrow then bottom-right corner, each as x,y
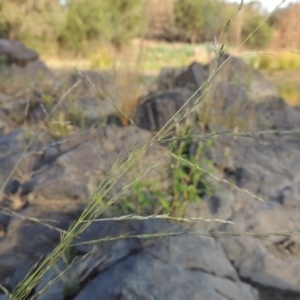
0,130 -> 28,189
74,220 -> 258,300
150,62 -> 208,94
219,202 -> 300,291
7,60 -> 53,80
75,253 -> 258,300
0,109 -> 14,136
190,133 -> 300,293
36,259 -> 80,300
209,81 -> 249,112
23,125 -> 169,205
0,39 -> 25,59
67,71 -> 116,124
11,48 -> 38,65
175,61 -> 208,90
133,88 -> 198,131
0,205 -> 79,289
205,135 -> 300,201
0,39 -> 39,66
149,66 -> 185,93
254,96 -> 300,129
0,129 -> 51,198
211,55 -> 278,101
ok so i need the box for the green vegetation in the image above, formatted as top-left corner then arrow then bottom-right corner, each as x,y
239,2 -> 272,49
0,0 -> 65,54
1,1 -> 300,299
0,0 -> 280,57
173,0 -> 221,44
173,0 -> 272,49
118,127 -> 214,218
0,0 -> 144,56
244,52 -> 300,71
60,0 -> 145,54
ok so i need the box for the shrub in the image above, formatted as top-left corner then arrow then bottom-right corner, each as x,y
59,0 -> 145,54
173,0 -> 221,43
0,0 -> 65,53
239,2 -> 272,49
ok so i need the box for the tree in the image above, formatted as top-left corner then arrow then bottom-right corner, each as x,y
173,0 -> 221,43
60,0 -> 145,53
240,1 -> 272,49
0,0 -> 65,49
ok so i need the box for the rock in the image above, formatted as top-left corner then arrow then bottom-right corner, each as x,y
4,59 -> 53,81
211,54 -> 278,101
0,130 -> 29,191
219,202 -> 300,292
175,61 -> 208,90
254,96 -> 300,129
0,129 -> 52,199
189,133 -> 300,296
1,53 -> 300,300
0,39 -> 39,66
0,109 -> 14,136
205,134 -> 300,201
18,125 -> 169,205
67,71 -> 115,124
0,39 -> 21,56
133,88 -> 198,131
74,219 -> 258,300
0,125 -> 167,211
10,48 -> 38,66
208,81 -> 249,114
149,67 -> 184,93
75,252 -> 257,300
35,258 -> 80,300
0,90 -> 44,124
207,83 -> 300,130
0,205 -> 78,290
149,62 -> 208,94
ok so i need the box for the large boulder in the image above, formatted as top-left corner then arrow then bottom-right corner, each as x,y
133,61 -> 208,132
73,220 -> 258,300
0,126 -> 168,208
207,82 -> 300,130
149,61 -> 208,94
210,54 -> 278,101
188,132 -> 300,298
133,88 -> 198,131
0,125 -> 170,289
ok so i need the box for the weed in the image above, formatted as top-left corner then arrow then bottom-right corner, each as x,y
168,127 -> 214,217
122,127 -> 214,218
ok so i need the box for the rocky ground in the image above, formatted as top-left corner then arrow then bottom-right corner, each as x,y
0,39 -> 300,300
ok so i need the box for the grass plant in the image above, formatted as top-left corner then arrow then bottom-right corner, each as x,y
1,1 -> 300,299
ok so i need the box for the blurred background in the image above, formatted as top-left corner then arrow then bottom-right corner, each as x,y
1,0 -> 300,106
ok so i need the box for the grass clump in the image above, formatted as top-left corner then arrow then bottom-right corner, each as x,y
120,127 -> 214,218
1,2 -> 298,300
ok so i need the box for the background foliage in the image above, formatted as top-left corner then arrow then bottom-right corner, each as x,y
0,0 -> 298,56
